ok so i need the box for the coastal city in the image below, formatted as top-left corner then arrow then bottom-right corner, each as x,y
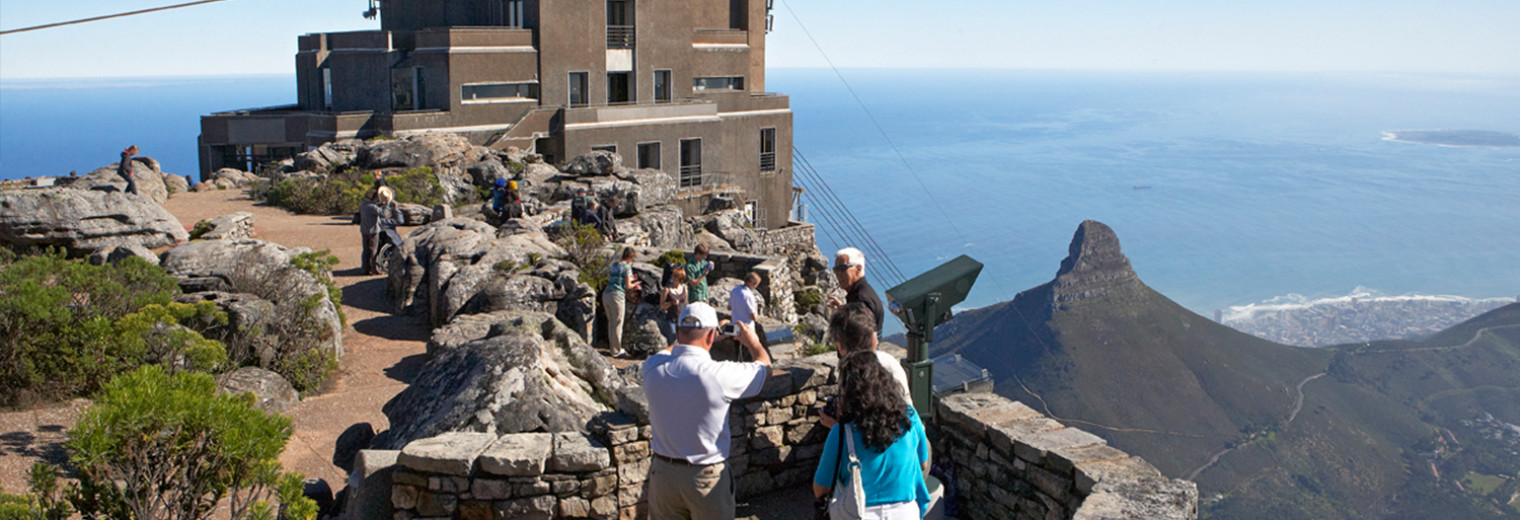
1220,292 -> 1518,347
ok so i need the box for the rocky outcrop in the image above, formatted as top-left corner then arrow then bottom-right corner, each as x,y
161,239 -> 343,360
293,139 -> 362,173
702,209 -> 759,253
175,290 -> 280,365
386,218 -> 592,332
64,158 -> 170,204
623,303 -> 668,357
561,151 -> 624,177
0,187 -> 188,253
87,242 -> 160,266
196,168 -> 260,191
358,134 -> 486,171
190,212 -> 254,240
163,173 -> 190,195
1051,220 -> 1143,305
374,311 -> 625,449
219,367 -> 300,413
623,206 -> 690,250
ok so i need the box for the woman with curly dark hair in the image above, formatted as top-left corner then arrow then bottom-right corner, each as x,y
813,351 -> 931,519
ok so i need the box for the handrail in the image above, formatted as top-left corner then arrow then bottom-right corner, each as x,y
607,25 -> 635,49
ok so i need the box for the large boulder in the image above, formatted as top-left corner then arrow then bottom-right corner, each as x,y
623,303 -> 668,358
394,203 -> 433,226
219,367 -> 300,413
175,291 -> 280,365
66,157 -> 170,204
386,218 -> 581,331
161,239 -> 343,360
517,163 -> 561,202
374,311 -> 625,449
704,209 -> 760,253
433,165 -> 477,206
0,187 -> 188,253
293,140 -> 362,173
87,242 -> 160,266
163,173 -> 190,195
190,212 -> 254,241
466,159 -> 513,187
561,151 -> 624,177
203,168 -> 260,190
585,169 -> 676,217
627,206 -> 691,250
357,134 -> 475,170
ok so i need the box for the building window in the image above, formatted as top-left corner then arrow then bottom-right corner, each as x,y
592,145 -> 617,154
498,0 -> 526,28
759,127 -> 776,172
461,82 -> 539,102
414,67 -> 427,110
606,0 -> 634,48
321,68 -> 333,109
637,142 -> 660,170
608,72 -> 632,104
654,70 -> 672,102
693,76 -> 744,92
569,72 -> 588,107
679,138 -> 702,187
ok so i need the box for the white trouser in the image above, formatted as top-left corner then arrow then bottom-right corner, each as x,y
863,500 -> 918,520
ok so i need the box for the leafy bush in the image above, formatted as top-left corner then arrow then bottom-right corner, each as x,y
554,223 -> 609,292
188,219 -> 213,240
255,166 -> 447,216
0,465 -> 71,520
220,250 -> 343,394
794,287 -> 825,314
653,250 -> 686,268
0,252 -> 226,406
67,365 -> 317,520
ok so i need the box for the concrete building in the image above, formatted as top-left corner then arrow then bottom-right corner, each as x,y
199,0 -> 794,228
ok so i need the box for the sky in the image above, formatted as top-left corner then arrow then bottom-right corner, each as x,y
1,0 -> 1517,79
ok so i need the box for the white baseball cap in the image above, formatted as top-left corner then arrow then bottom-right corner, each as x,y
678,302 -> 719,329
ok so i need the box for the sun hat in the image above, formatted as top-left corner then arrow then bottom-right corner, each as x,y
678,302 -> 719,329
495,178 -> 507,188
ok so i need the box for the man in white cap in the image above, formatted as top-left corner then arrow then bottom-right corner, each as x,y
641,302 -> 771,519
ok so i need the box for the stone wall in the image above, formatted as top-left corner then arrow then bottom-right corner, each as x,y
755,221 -> 816,257
349,354 -> 840,520
705,252 -> 797,325
349,357 -> 1198,520
934,393 -> 1198,520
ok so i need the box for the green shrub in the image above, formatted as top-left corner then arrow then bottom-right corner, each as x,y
188,220 -> 213,240
255,166 -> 454,215
0,464 -> 71,520
794,287 -> 825,314
0,252 -> 225,406
653,250 -> 686,268
800,341 -> 834,357
290,250 -> 345,327
554,223 -> 610,292
67,365 -> 316,520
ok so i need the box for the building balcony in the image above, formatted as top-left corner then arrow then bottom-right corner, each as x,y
607,25 -> 635,49
415,26 -> 533,49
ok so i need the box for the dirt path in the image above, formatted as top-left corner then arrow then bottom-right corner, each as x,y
0,189 -> 429,491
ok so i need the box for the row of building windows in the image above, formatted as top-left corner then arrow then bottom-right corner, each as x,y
592,128 -> 775,180
320,68 -> 744,110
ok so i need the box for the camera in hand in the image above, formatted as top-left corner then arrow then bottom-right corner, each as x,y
820,396 -> 838,419
719,322 -> 740,336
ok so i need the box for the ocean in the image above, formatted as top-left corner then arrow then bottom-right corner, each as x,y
3,69 -> 1518,332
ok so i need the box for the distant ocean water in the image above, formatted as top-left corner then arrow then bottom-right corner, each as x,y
3,69 -> 1518,334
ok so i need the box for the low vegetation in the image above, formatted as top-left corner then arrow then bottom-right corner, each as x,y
222,249 -> 344,394
254,166 -> 445,215
555,223 -> 610,292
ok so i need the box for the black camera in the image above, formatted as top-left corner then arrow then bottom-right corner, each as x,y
719,322 -> 740,337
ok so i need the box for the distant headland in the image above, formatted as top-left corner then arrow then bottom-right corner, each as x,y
1382,129 -> 1520,147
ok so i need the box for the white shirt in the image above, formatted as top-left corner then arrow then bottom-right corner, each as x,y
729,284 -> 759,326
642,345 -> 768,465
875,350 -> 912,404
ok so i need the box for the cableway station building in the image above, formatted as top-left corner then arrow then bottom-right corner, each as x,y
198,0 -> 795,228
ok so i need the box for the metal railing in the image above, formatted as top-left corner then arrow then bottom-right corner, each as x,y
759,152 -> 776,172
679,165 -> 703,187
607,25 -> 635,48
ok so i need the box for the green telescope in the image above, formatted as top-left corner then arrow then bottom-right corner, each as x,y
886,255 -> 983,415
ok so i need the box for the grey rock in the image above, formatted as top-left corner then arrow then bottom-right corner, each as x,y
67,158 -> 169,204
357,134 -> 474,171
163,173 -> 190,195
191,212 -> 254,240
706,277 -> 746,313
694,230 -> 733,253
562,151 -> 624,177
704,209 -> 759,253
396,431 -> 498,476
87,242 -> 160,266
385,218 -> 570,328
466,159 -> 512,186
796,313 -> 829,345
218,367 -> 299,413
431,204 -> 453,222
332,422 -> 376,473
517,163 -> 560,201
629,206 -> 691,250
623,303 -> 667,358
206,168 -> 260,190
478,432 -> 553,476
293,140 -> 360,172
375,312 -> 625,449
434,165 -> 476,206
175,291 -> 279,365
395,203 -> 432,226
615,386 -> 650,424
548,433 -> 610,473
345,450 -> 399,520
0,187 -> 188,253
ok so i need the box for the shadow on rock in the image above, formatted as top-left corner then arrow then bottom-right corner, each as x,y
383,353 -> 429,385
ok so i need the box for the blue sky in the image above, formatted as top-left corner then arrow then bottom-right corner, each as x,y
1,0 -> 1517,78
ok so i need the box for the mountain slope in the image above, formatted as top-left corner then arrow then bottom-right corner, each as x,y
929,220 -> 1520,519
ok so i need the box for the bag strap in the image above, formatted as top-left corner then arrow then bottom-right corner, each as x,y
831,423 -> 846,485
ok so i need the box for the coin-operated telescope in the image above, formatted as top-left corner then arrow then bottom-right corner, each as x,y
886,255 -> 983,414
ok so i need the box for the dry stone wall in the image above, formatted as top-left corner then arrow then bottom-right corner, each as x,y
350,357 -> 1196,520
935,393 -> 1198,520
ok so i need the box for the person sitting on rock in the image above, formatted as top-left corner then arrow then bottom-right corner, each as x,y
117,145 -> 140,195
596,196 -> 620,239
574,199 -> 604,229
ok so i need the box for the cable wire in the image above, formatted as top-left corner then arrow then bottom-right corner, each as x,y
793,148 -> 907,285
1,0 -> 234,36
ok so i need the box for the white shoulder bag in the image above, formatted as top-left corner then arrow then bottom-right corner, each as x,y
828,424 -> 867,520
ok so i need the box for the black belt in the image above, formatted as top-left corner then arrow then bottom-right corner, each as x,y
653,452 -> 721,467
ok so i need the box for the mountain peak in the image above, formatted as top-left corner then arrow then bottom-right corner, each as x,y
1051,220 -> 1140,303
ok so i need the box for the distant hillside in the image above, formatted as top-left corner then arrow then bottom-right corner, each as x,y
928,220 -> 1520,519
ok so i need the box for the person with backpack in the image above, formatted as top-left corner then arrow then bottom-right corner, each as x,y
116,145 -> 140,196
812,351 -> 931,520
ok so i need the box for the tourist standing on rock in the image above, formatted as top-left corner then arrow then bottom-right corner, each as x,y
728,271 -> 771,353
812,350 -> 931,520
685,244 -> 713,303
642,302 -> 771,520
359,186 -> 399,275
819,303 -> 910,430
828,247 -> 884,333
658,265 -> 689,346
604,247 -> 637,357
116,145 -> 140,195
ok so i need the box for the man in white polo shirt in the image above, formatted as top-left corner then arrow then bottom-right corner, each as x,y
642,302 -> 772,519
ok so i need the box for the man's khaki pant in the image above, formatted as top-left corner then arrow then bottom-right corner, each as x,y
648,458 -> 733,520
